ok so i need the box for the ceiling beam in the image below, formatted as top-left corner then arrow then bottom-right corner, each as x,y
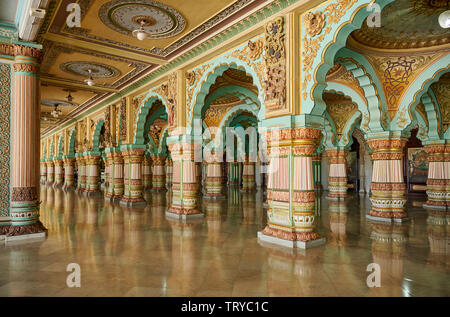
43,32 -> 167,65
41,76 -> 120,93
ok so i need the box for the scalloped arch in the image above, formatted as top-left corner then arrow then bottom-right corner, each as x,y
92,119 -> 105,152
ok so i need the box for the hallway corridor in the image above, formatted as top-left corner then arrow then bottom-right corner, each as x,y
0,187 -> 448,297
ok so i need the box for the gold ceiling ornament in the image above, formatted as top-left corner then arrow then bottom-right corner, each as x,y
326,99 -> 359,136
248,38 -> 263,60
304,11 -> 325,37
264,17 -> 286,111
431,81 -> 450,133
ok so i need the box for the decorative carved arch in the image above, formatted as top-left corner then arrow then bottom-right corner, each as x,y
92,119 -> 105,152
133,93 -> 168,145
189,59 -> 264,130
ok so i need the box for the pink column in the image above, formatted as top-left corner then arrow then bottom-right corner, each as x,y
367,136 -> 408,222
40,160 -> 47,184
53,159 -> 64,187
62,157 -> 76,190
242,157 -> 256,192
104,149 -> 124,201
151,155 -> 166,191
120,147 -> 146,207
204,152 -> 225,199
84,154 -> 101,195
326,149 -> 348,200
75,154 -> 86,192
46,160 -> 54,185
142,155 -> 152,190
165,158 -> 173,189
8,46 -> 46,237
424,143 -> 449,210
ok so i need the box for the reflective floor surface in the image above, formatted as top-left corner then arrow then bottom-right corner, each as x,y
0,185 -> 448,296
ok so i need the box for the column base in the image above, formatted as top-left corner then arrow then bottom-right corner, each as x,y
257,231 -> 326,249
423,203 -> 448,210
62,185 -> 76,191
53,183 -> 63,188
240,188 -> 256,192
3,221 -> 47,240
203,194 -> 226,200
165,210 -> 204,221
366,214 -> 410,223
104,195 -> 122,202
119,198 -> 147,207
151,188 -> 167,192
263,202 -> 269,208
326,195 -> 348,201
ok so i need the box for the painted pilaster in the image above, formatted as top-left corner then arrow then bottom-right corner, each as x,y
423,142 -> 449,210
242,157 -> 256,192
312,154 -> 322,191
367,135 -> 408,222
258,127 -> 325,249
165,158 -> 173,189
204,153 -> 225,199
62,157 -> 76,190
104,148 -> 124,201
53,159 -> 64,188
167,142 -> 203,219
120,145 -> 146,207
46,160 -> 54,185
84,152 -> 101,195
326,149 -> 348,200
151,155 -> 167,191
40,160 -> 47,184
75,154 -> 86,192
8,45 -> 47,237
228,162 -> 241,185
142,155 -> 152,190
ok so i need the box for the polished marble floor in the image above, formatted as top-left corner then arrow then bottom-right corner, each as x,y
0,185 -> 448,297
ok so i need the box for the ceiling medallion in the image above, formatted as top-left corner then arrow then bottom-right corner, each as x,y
99,0 -> 186,39
60,61 -> 120,78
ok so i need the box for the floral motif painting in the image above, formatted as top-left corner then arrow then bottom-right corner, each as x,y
407,147 -> 428,183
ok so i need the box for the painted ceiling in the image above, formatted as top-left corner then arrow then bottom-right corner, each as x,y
37,0 -> 264,132
350,0 -> 450,50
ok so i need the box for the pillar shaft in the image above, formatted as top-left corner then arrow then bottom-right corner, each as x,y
84,154 -> 101,194
167,143 -> 202,216
312,155 -> 322,190
326,149 -> 348,199
40,161 -> 47,185
258,128 -> 325,248
105,149 -> 124,200
228,162 -> 241,185
9,47 -> 46,235
424,143 -> 449,210
368,137 -> 408,220
242,159 -> 256,191
62,157 -> 76,189
46,161 -> 54,184
120,149 -> 146,207
53,159 -> 64,187
151,155 -> 166,191
142,156 -> 152,190
166,158 -> 173,188
76,155 -> 86,192
205,154 -> 224,198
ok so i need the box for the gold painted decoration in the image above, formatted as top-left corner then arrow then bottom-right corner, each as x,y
431,80 -> 450,133
186,71 -> 196,86
264,17 -> 286,111
304,11 -> 325,37
248,38 -> 263,60
120,97 -> 127,141
167,73 -> 177,128
104,106 -> 113,147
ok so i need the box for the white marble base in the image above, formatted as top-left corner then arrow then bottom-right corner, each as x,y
366,215 -> 410,223
165,211 -> 204,222
5,232 -> 46,243
119,200 -> 147,208
423,204 -> 447,211
257,232 -> 326,249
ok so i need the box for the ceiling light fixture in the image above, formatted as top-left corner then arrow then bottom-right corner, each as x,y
438,10 -> 450,28
84,69 -> 95,86
66,89 -> 73,102
132,19 -> 150,41
51,104 -> 62,118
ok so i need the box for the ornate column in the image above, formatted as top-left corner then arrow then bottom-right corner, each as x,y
104,148 -> 124,201
241,157 -> 256,191
53,159 -> 64,188
167,142 -> 203,220
151,155 -> 166,191
142,155 -> 152,190
424,142 -> 449,210
165,158 -> 173,189
62,156 -> 76,190
46,160 -> 54,185
367,135 -> 408,222
120,146 -> 146,207
326,148 -> 348,200
8,45 -> 46,238
196,162 -> 202,195
258,128 -> 325,249
84,152 -> 101,195
40,160 -> 47,184
204,153 -> 225,199
75,154 -> 86,192
228,161 -> 240,186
